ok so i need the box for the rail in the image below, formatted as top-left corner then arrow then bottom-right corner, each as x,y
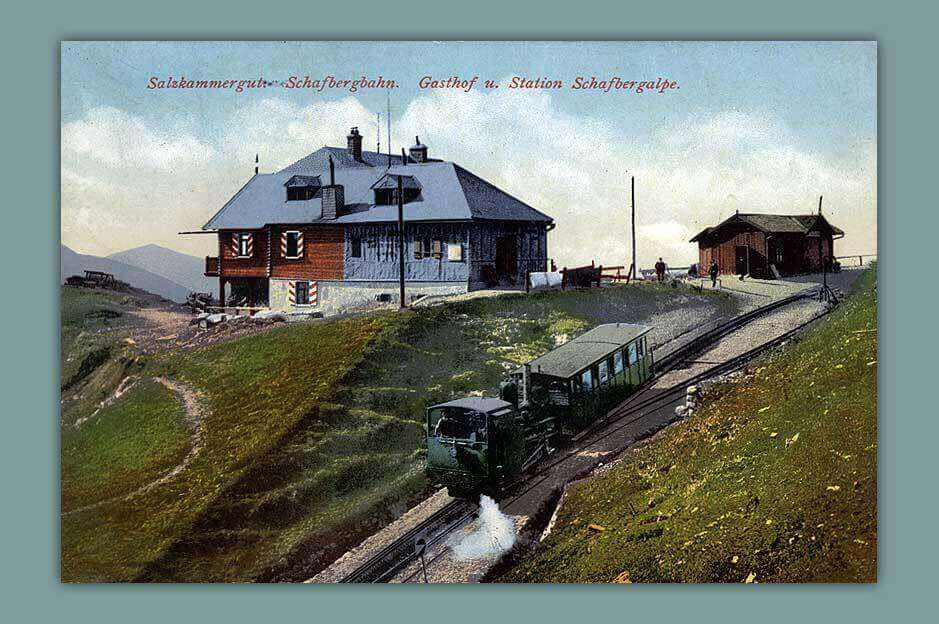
335,287 -> 822,583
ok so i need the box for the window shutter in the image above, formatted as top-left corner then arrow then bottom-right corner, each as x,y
288,281 -> 296,305
310,281 -> 318,306
280,232 -> 288,258
296,231 -> 304,258
232,233 -> 239,256
246,233 -> 254,257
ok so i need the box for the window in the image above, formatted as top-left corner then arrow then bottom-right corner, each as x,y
579,369 -> 594,392
287,186 -> 317,201
613,350 -> 624,375
285,231 -> 301,258
627,343 -> 639,366
432,239 -> 444,259
351,237 -> 362,258
237,233 -> 252,257
295,281 -> 310,305
773,246 -> 784,263
448,243 -> 463,262
428,408 -> 487,442
637,337 -> 645,358
598,360 -> 610,385
413,238 -> 431,260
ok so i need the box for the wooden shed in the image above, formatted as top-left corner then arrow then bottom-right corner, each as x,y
690,212 -> 844,278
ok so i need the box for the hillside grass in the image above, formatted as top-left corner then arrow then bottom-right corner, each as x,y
61,378 -> 190,511
503,267 -> 877,583
61,313 -> 392,582
60,288 -> 126,390
140,282 -> 734,582
60,281 -> 734,582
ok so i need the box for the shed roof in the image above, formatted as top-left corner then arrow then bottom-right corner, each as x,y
517,323 -> 653,379
690,212 -> 844,242
202,146 -> 552,230
429,397 -> 513,413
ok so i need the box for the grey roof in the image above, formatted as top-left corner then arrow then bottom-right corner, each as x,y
690,213 -> 844,242
284,174 -> 321,188
203,146 -> 552,230
429,397 -> 513,413
517,323 -> 653,379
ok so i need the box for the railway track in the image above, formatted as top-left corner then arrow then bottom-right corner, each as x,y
339,287 -> 826,583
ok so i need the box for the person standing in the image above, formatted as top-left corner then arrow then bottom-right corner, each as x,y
655,257 -> 667,282
709,259 -> 719,287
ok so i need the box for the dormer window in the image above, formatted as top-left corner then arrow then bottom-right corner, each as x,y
284,175 -> 321,201
372,175 -> 421,205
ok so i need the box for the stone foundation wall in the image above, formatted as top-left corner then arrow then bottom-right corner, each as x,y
269,278 -> 468,316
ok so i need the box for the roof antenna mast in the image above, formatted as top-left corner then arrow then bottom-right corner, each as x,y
818,194 -> 823,216
386,88 -> 392,167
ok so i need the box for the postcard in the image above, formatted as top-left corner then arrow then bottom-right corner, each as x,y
60,41 -> 877,583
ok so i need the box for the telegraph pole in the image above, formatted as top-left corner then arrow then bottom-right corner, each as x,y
397,161 -> 406,308
631,176 -> 637,279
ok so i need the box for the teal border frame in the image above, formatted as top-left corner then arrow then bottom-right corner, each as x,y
3,0 -> 931,622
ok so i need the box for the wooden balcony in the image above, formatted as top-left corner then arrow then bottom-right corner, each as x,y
205,256 -> 220,277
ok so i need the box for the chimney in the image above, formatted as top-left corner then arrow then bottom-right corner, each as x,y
346,126 -> 363,161
409,136 -> 428,163
321,155 -> 344,220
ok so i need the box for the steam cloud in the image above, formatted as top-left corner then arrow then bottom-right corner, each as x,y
448,495 -> 516,561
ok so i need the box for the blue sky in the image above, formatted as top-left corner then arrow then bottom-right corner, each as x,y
60,41 -> 877,266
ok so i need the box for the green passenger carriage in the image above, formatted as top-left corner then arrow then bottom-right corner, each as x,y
425,323 -> 654,497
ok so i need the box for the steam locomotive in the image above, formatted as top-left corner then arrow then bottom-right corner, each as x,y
425,323 -> 654,498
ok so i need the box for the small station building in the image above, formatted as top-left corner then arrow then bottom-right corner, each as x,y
690,212 -> 844,278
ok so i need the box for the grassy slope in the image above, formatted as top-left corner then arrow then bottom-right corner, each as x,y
62,378 -> 189,511
146,283 -> 734,582
60,283 -> 733,582
504,267 -> 877,583
61,313 -> 392,582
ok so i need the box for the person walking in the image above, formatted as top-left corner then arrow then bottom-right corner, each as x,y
709,259 -> 719,287
654,257 -> 667,282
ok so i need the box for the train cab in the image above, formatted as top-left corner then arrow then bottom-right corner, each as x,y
425,397 -> 526,497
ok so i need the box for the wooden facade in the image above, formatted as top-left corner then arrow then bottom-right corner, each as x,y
692,213 -> 842,279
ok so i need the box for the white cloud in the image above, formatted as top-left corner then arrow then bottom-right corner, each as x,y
61,94 -> 876,266
62,106 -> 216,171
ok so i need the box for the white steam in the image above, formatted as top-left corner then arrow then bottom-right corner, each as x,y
448,495 -> 517,561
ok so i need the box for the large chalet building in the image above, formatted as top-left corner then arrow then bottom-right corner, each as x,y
690,211 -> 844,278
199,128 -> 554,315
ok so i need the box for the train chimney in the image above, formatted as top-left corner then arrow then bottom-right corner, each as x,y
346,126 -> 363,161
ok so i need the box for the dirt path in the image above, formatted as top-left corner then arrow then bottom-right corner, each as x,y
62,376 -> 208,516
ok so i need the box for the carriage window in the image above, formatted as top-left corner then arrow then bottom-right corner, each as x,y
598,360 -> 610,385
580,369 -> 593,392
637,337 -> 645,358
628,343 -> 639,366
613,350 -> 624,374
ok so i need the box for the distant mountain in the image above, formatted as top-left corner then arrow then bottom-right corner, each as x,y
108,244 -> 216,297
61,245 -> 192,303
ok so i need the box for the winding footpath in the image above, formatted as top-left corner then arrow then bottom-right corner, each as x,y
61,376 -> 207,516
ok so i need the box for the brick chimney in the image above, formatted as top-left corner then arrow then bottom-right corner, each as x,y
321,155 -> 344,219
409,136 -> 428,163
346,126 -> 363,161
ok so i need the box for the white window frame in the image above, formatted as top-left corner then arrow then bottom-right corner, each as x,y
285,230 -> 302,259
237,232 -> 252,258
